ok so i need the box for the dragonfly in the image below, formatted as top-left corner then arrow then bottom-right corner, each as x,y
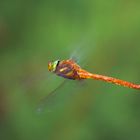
36,43 -> 139,112
48,59 -> 140,90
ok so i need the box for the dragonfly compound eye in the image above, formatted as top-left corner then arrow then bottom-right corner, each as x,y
48,60 -> 59,72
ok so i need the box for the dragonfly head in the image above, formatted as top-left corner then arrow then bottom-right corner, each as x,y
48,60 -> 59,72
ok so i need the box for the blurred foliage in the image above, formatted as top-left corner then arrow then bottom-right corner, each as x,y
0,0 -> 140,140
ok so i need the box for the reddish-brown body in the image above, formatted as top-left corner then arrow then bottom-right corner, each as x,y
54,59 -> 140,90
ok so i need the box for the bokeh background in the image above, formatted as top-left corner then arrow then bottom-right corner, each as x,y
0,0 -> 140,140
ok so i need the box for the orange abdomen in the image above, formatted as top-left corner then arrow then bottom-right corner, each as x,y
78,69 -> 140,90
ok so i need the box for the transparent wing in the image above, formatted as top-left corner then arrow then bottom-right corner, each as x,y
36,40 -> 95,112
36,79 -> 66,113
24,38 -> 94,112
68,36 -> 96,66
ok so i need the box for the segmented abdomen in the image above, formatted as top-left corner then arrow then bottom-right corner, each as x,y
78,70 -> 140,90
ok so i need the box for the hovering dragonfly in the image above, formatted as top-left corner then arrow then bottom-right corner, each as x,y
48,59 -> 140,90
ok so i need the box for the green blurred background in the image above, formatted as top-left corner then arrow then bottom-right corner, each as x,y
0,0 -> 140,140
